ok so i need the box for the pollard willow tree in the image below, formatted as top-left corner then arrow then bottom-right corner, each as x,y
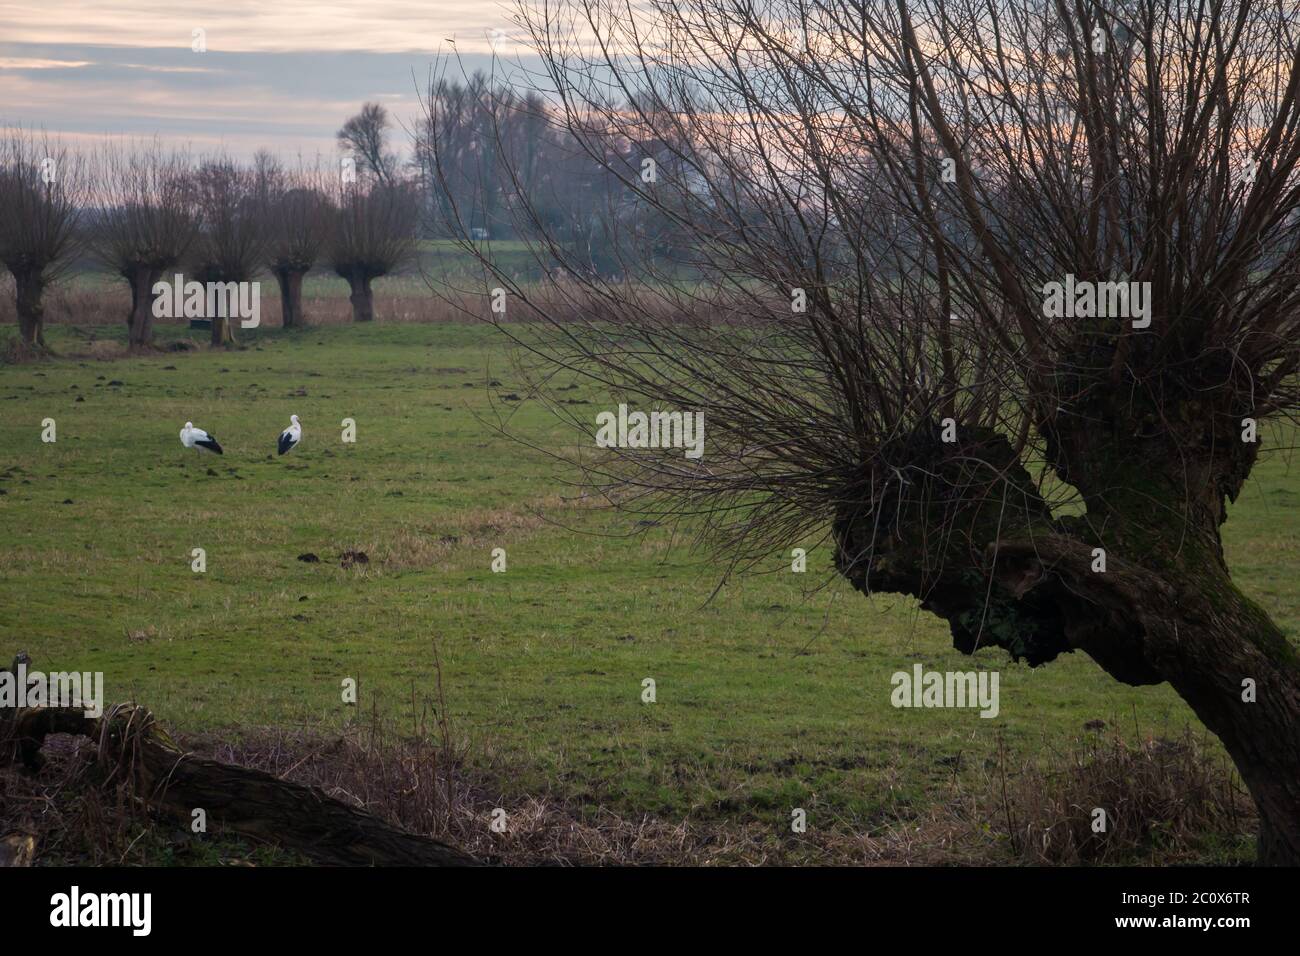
93,145 -> 199,349
0,131 -> 86,353
436,0 -> 1300,863
259,158 -> 333,329
329,180 -> 417,322
190,158 -> 268,346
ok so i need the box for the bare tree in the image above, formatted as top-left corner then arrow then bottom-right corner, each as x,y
435,0 -> 1300,863
418,75 -> 618,248
0,131 -> 87,352
338,102 -> 398,188
261,159 -> 333,328
419,76 -> 495,237
329,181 -> 417,322
93,143 -> 198,349
190,158 -> 269,346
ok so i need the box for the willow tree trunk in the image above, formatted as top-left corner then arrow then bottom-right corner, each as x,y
832,422 -> 1300,865
13,271 -> 47,349
125,266 -> 162,348
346,272 -> 375,322
989,534 -> 1300,865
275,268 -> 307,328
211,315 -> 235,347
1143,576 -> 1300,865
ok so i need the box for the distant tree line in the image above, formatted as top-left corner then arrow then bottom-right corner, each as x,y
414,74 -> 723,276
0,74 -> 773,354
0,129 -> 418,353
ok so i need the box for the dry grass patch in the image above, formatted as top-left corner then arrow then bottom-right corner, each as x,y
368,494 -> 601,572
2,709 -> 1253,867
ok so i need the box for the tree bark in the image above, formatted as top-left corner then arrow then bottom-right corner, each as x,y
275,267 -> 307,328
1137,576 -> 1300,865
125,266 -> 162,349
210,315 -> 235,347
13,270 -> 47,350
347,271 -> 375,322
989,536 -> 1300,864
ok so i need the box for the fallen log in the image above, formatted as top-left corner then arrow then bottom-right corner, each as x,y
1,656 -> 479,867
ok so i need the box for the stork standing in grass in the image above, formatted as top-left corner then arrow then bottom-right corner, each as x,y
179,421 -> 223,455
278,414 -> 302,456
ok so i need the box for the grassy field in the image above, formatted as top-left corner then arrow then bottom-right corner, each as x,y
2,317 -> 1296,864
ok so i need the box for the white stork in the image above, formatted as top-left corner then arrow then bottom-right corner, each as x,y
278,414 -> 302,456
180,421 -> 223,455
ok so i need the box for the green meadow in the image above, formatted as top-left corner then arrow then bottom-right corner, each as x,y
2,318 -> 1296,862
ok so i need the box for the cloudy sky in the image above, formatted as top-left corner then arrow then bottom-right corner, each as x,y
0,0 -> 538,160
